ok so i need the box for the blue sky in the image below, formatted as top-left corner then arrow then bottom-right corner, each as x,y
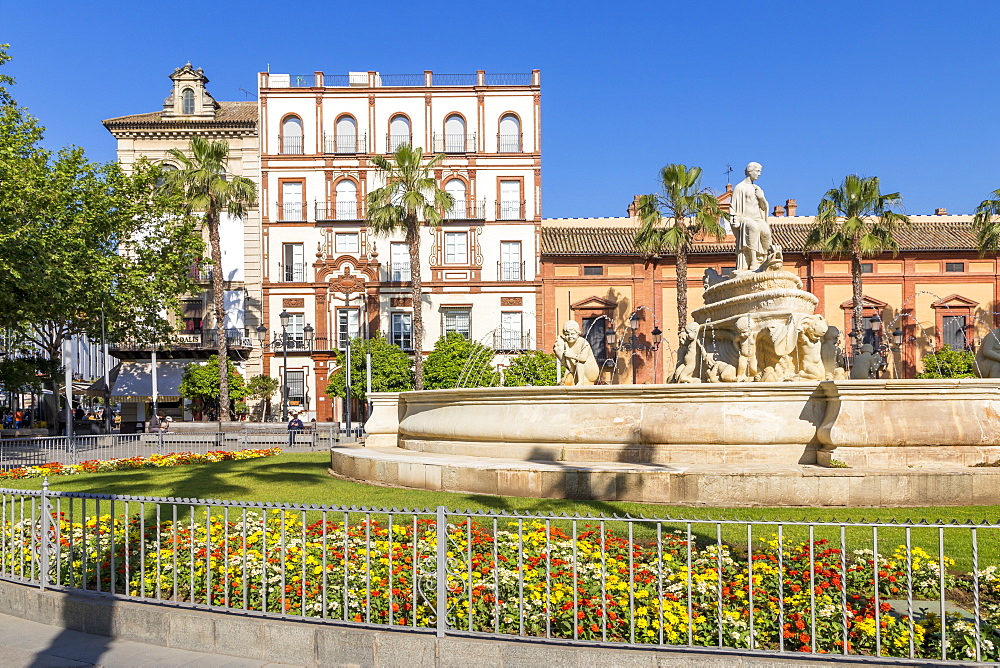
4,0 -> 999,218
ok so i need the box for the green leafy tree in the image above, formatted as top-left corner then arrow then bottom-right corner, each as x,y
972,188 -> 1000,255
367,145 -> 454,390
916,346 -> 977,379
423,333 -> 498,389
805,175 -> 911,337
0,356 -> 46,397
179,355 -> 248,418
246,375 -> 280,421
503,350 -> 559,386
325,336 -> 413,404
163,136 -> 257,422
635,164 -> 727,336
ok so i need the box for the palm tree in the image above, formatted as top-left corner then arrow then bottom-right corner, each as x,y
634,164 -> 727,336
367,145 -> 453,390
972,188 -> 1000,255
163,136 -> 256,421
805,174 -> 910,337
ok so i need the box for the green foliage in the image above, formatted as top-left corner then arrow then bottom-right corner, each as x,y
179,355 -> 248,404
0,356 -> 47,395
805,175 -> 911,336
916,345 -> 977,379
366,145 -> 454,391
504,350 -> 558,386
0,46 -> 204,366
423,333 -> 498,389
325,336 -> 413,403
634,164 -> 727,333
246,375 -> 280,420
973,188 -> 1000,256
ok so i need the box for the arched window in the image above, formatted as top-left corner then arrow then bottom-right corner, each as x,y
444,179 -> 467,219
281,116 -> 304,154
444,114 -> 466,152
181,88 -> 195,115
498,114 -> 521,152
336,116 -> 357,154
389,115 -> 411,152
335,180 -> 358,220
156,163 -> 177,188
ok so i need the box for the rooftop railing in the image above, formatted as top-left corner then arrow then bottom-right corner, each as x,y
267,71 -> 539,89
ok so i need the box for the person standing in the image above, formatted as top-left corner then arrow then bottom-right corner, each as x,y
287,413 -> 304,447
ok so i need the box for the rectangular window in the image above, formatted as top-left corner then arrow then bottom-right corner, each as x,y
721,266 -> 736,278
280,181 -> 304,221
278,313 -> 304,349
181,300 -> 203,332
499,311 -> 522,349
583,266 -> 604,276
942,315 -> 968,349
335,233 -> 359,253
442,308 -> 471,339
390,242 -> 410,281
498,180 -> 521,220
500,241 -> 522,280
445,232 -> 468,264
946,262 -> 965,272
860,263 -> 874,274
582,316 -> 608,365
285,370 -> 305,404
391,312 -> 412,350
338,309 -> 360,349
283,244 -> 305,282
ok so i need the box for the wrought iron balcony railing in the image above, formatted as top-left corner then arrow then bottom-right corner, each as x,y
433,132 -> 477,153
277,202 -> 305,222
386,134 -> 412,153
111,329 -> 253,351
315,202 -> 363,221
389,263 -> 411,282
188,265 -> 213,282
283,262 -> 307,282
323,133 -> 367,154
493,329 -> 533,351
497,261 -> 525,281
444,199 -> 487,220
278,135 -> 303,155
497,133 -> 523,153
496,200 -> 526,221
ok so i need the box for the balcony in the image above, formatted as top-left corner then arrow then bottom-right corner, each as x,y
444,199 -> 487,220
278,135 -> 304,155
283,262 -> 307,282
269,336 -> 343,353
323,133 -> 367,154
188,264 -> 213,283
111,329 -> 253,354
386,134 -> 412,153
493,329 -> 533,351
315,201 -> 363,221
433,132 -> 477,153
496,200 -> 526,221
277,202 -> 305,222
389,263 -> 411,282
498,261 -> 525,281
497,133 -> 523,153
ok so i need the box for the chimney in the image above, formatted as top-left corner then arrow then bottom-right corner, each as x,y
627,195 -> 643,218
935,207 -> 947,216
772,205 -> 785,217
785,199 -> 797,216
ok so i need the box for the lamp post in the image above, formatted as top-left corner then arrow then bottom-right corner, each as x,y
279,310 -> 291,422
605,315 -> 662,385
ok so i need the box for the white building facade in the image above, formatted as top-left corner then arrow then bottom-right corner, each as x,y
257,69 -> 542,421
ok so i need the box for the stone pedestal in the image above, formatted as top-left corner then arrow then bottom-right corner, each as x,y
363,392 -> 401,448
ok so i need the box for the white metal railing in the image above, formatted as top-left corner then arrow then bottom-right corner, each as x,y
0,494 -> 995,663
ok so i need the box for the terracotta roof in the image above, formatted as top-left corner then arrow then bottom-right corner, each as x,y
102,101 -> 257,128
541,221 -> 982,256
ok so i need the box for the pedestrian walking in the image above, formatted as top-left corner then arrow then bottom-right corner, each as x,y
287,413 -> 304,447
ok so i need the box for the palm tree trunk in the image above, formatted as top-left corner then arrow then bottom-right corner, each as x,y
406,215 -> 424,390
851,253 -> 864,343
675,245 -> 689,336
208,206 -> 231,421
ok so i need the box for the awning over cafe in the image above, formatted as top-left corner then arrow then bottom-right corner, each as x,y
106,360 -> 189,403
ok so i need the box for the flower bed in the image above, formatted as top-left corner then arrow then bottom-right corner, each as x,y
2,514 -> 997,661
0,448 -> 282,479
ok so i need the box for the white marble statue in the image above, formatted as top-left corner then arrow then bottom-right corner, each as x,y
975,327 -> 1000,378
850,344 -> 880,379
673,323 -> 702,383
553,320 -> 600,385
796,315 -> 828,380
730,162 -> 773,272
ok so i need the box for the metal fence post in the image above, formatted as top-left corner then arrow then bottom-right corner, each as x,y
436,505 -> 447,638
39,477 -> 50,591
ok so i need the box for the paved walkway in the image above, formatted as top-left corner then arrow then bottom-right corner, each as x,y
0,612 -> 304,667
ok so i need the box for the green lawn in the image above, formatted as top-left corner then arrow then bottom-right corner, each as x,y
2,452 -> 997,571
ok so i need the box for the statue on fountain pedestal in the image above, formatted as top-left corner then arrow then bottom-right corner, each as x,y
730,162 -> 775,272
553,321 -> 600,385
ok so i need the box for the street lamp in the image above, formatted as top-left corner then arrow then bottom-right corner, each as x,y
628,313 -> 640,384
279,310 -> 291,421
604,315 -> 663,385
